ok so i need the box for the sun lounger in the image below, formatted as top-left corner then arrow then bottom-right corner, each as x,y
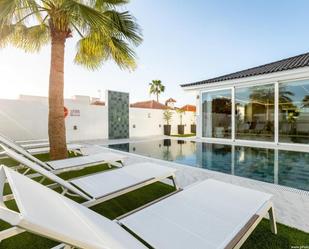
14,138 -> 83,154
77,145 -> 109,155
1,145 -> 178,205
0,166 -> 277,249
16,138 -> 48,144
118,179 -> 277,249
27,144 -> 83,155
0,166 -> 147,249
0,134 -> 125,171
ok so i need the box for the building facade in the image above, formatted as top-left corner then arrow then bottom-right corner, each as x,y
182,53 -> 309,151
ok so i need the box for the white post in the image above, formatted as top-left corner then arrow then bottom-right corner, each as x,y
232,87 -> 235,141
206,94 -> 212,137
197,91 -> 203,138
274,82 -> 279,144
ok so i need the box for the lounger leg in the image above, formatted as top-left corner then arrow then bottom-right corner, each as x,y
22,168 -> 31,175
51,244 -> 74,249
268,206 -> 277,234
61,189 -> 68,196
171,174 -> 179,190
39,176 -> 46,184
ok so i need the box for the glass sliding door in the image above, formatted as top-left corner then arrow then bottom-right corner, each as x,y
202,89 -> 232,138
279,80 -> 309,144
235,84 -> 275,141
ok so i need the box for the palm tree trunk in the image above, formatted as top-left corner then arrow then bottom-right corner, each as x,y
156,94 -> 159,102
48,30 -> 68,160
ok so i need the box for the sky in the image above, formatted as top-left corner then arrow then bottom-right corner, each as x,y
1,0 -> 309,106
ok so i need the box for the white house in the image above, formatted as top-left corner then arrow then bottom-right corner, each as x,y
181,52 -> 309,150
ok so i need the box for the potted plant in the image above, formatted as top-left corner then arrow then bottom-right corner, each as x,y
176,109 -> 185,135
163,109 -> 173,135
191,112 -> 196,133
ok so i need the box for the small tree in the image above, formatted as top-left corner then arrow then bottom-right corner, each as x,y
163,109 -> 173,125
176,109 -> 185,125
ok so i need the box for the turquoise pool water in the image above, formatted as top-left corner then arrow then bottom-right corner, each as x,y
109,139 -> 309,192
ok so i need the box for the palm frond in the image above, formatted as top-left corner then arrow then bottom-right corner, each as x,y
9,24 -> 50,51
64,0 -> 112,33
74,29 -> 136,70
107,36 -> 136,69
88,0 -> 129,9
105,10 -> 142,46
74,31 -> 108,69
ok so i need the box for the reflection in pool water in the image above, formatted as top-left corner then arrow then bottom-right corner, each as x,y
109,139 -> 309,192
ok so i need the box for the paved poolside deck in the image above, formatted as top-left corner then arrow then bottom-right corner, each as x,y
80,136 -> 309,233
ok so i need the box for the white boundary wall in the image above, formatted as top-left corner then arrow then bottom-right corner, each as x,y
0,96 -> 195,141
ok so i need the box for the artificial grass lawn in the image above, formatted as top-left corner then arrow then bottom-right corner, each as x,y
0,155 -> 308,248
170,133 -> 196,137
0,151 -> 78,167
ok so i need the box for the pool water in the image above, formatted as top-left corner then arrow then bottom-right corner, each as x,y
109,139 -> 309,192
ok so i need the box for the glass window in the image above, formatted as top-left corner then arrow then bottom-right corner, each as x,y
235,84 -> 274,141
202,89 -> 232,138
279,80 -> 309,144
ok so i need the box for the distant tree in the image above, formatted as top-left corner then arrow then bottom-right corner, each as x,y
212,98 -> 231,114
302,95 -> 309,108
149,80 -> 165,102
176,108 -> 185,125
249,85 -> 296,121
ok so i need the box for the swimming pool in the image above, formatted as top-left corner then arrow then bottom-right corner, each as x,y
109,139 -> 309,192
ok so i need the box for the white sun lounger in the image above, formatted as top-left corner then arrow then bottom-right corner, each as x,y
78,145 -> 110,155
27,144 -> 83,155
0,166 -> 277,249
0,135 -> 126,171
1,146 -> 178,205
13,138 -> 83,154
0,166 -> 147,249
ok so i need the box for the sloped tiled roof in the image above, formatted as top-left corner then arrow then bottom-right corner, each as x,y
181,52 -> 309,87
130,100 -> 170,110
165,98 -> 176,103
91,100 -> 105,106
180,104 -> 196,112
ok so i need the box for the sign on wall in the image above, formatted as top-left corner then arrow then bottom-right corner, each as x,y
70,109 -> 80,117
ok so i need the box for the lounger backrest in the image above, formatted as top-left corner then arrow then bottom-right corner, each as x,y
0,166 -> 146,249
0,145 -> 91,200
0,134 -> 50,170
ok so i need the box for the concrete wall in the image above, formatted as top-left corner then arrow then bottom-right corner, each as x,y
0,96 -> 196,141
0,98 -> 108,141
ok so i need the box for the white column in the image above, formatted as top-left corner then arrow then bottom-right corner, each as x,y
197,91 -> 203,138
274,82 -> 279,144
232,87 -> 235,141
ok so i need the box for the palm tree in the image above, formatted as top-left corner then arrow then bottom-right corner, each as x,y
149,80 -> 165,102
0,0 -> 142,160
